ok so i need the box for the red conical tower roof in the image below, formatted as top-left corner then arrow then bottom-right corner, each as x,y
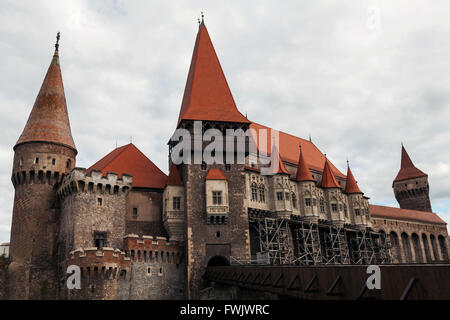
167,163 -> 183,186
394,145 -> 427,182
320,158 -> 341,188
296,145 -> 314,182
268,141 -> 289,175
344,164 -> 363,194
177,21 -> 250,126
15,37 -> 76,153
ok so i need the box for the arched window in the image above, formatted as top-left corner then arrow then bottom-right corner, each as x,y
291,192 -> 297,209
259,185 -> 266,203
438,235 -> 448,261
251,183 -> 258,201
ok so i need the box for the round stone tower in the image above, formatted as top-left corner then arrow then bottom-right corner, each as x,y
8,35 -> 77,299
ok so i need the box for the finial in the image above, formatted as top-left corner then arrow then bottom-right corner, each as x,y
55,32 -> 60,52
198,18 -> 200,25
245,111 -> 248,118
324,152 -> 327,161
309,134 -> 312,142
347,158 -> 350,168
299,143 -> 302,154
130,136 -> 132,144
201,11 -> 204,24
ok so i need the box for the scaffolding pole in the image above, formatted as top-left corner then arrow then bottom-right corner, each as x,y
321,225 -> 350,265
293,222 -> 322,265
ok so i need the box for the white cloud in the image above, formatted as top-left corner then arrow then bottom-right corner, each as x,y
0,0 -> 449,242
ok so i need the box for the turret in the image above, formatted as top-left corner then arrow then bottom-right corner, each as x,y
8,33 -> 77,299
344,162 -> 369,228
295,145 -> 319,223
320,157 -> 345,226
163,163 -> 185,241
269,142 -> 292,218
393,144 -> 432,212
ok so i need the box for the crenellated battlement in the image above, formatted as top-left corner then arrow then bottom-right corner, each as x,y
12,169 -> 68,188
123,234 -> 184,264
68,247 -> 131,280
57,168 -> 132,199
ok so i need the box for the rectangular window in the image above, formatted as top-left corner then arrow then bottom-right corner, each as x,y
305,198 -> 312,207
285,192 -> 290,200
212,191 -> 222,205
225,164 -> 231,171
355,208 -> 360,216
132,207 -> 138,218
94,233 -> 106,250
35,157 -> 39,164
331,203 -> 338,212
173,197 -> 181,210
276,192 -> 284,201
52,158 -> 56,165
97,198 -> 103,206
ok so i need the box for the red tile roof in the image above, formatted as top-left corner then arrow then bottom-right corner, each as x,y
320,159 -> 341,188
296,145 -> 315,182
205,168 -> 227,180
394,145 -> 427,182
249,122 -> 346,179
177,23 -> 250,126
167,163 -> 183,186
344,166 -> 363,194
370,204 -> 446,225
87,143 -> 167,189
15,49 -> 76,152
267,143 -> 290,175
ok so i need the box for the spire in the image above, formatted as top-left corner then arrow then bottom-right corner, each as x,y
167,163 -> 183,186
269,139 -> 289,175
296,144 -> 314,182
320,157 -> 341,188
15,33 -> 76,153
177,19 -> 250,126
394,144 -> 427,182
344,161 -> 363,194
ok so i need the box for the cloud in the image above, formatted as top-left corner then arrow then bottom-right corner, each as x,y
0,0 -> 449,242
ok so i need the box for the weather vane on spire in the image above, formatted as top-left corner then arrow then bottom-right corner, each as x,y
55,32 -> 60,51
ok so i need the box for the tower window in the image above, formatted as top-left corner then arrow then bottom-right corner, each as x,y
52,158 -> 56,165
66,159 -> 71,169
94,233 -> 106,250
35,157 -> 39,164
212,191 -> 222,205
354,208 -> 361,216
216,231 -> 221,238
331,203 -> 338,212
305,198 -> 312,206
276,192 -> 284,201
259,185 -> 266,203
173,197 -> 181,210
201,162 -> 207,170
132,207 -> 138,218
19,158 -> 23,166
97,197 -> 103,206
225,164 -> 231,171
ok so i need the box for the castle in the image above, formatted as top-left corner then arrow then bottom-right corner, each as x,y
1,20 -> 449,300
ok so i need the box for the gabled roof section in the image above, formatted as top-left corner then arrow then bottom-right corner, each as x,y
320,159 -> 341,188
205,168 -> 227,180
177,23 -> 250,126
296,145 -> 315,182
15,45 -> 76,152
87,143 -> 167,189
394,145 -> 427,182
249,122 -> 345,179
370,204 -> 446,225
167,163 -> 183,186
344,165 -> 363,194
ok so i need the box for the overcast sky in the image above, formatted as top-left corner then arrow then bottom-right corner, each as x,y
1,0 -> 449,242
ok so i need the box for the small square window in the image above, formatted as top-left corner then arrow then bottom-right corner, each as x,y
94,233 -> 106,249
331,203 -> 338,212
97,198 -> 103,206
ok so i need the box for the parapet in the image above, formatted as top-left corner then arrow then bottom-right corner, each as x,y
68,247 -> 131,280
57,167 -> 133,199
123,235 -> 184,264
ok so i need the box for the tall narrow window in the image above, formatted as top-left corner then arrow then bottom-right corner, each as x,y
285,192 -> 290,200
251,183 -> 258,201
132,207 -> 138,218
212,191 -> 222,205
259,185 -> 266,203
94,233 -> 106,250
291,193 -> 297,209
52,158 -> 56,165
320,198 -> 325,213
305,198 -> 312,207
173,197 -> 181,210
354,208 -> 361,216
35,157 -> 39,164
344,204 -> 348,217
66,159 -> 71,169
201,162 -> 207,170
97,197 -> 103,206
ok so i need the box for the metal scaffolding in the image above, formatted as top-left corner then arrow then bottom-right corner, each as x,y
253,217 -> 294,265
292,222 -> 322,265
321,225 -> 350,265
